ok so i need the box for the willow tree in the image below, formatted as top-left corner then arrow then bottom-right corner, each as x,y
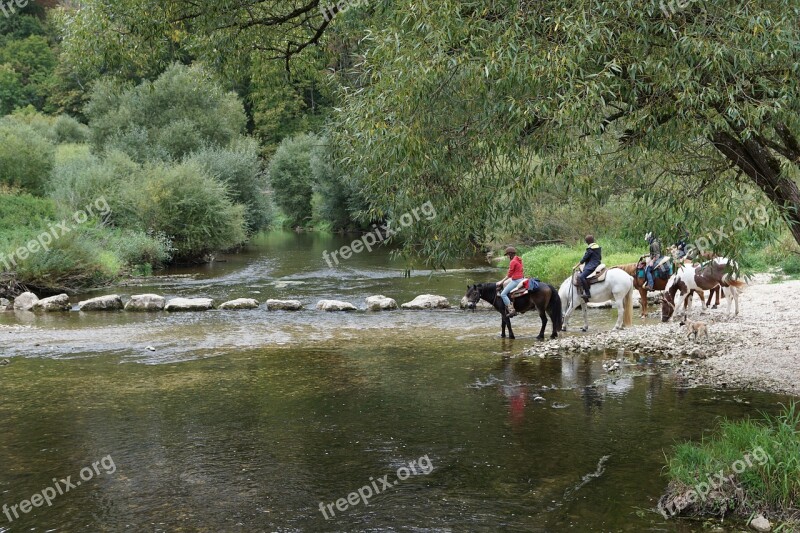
334,0 -> 800,262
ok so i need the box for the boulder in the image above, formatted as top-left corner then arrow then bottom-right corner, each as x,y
316,299 -> 358,312
34,294 -> 71,312
749,515 -> 771,532
266,299 -> 303,311
13,292 -> 39,311
165,298 -> 214,312
459,296 -> 495,311
365,295 -> 398,311
0,298 -> 10,311
125,294 -> 166,312
401,294 -> 451,310
219,298 -> 260,310
78,294 -> 124,311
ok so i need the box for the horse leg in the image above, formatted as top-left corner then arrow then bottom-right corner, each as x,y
613,295 -> 625,329
537,308 -> 547,340
506,316 -> 515,339
581,302 -> 589,332
500,315 -> 506,338
638,287 -> 648,319
562,298 -> 577,331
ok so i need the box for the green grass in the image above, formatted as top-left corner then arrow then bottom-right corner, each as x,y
496,239 -> 642,284
664,403 -> 800,522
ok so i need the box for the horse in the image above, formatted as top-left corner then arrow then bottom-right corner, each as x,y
661,258 -> 746,322
464,282 -> 563,340
614,261 -> 707,318
557,268 -> 634,331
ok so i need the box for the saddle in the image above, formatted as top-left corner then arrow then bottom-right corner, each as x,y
499,278 -> 541,299
573,264 -> 607,286
636,255 -> 673,279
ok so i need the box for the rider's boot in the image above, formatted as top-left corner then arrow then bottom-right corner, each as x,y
582,280 -> 591,301
506,301 -> 517,318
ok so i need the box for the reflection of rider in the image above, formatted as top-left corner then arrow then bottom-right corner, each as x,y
674,223 -> 690,259
497,246 -> 523,318
644,231 -> 662,290
575,235 -> 601,301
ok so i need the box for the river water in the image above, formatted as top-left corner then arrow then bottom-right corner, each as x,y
0,233 -> 791,532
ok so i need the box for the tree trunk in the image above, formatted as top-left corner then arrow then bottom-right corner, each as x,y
712,130 -> 800,246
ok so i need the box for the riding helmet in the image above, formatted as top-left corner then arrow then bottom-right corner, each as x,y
504,246 -> 517,256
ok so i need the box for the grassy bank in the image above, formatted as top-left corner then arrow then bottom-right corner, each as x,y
660,403 -> 800,528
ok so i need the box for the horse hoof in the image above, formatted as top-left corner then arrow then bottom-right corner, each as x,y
536,335 -> 545,341
509,336 -> 515,340
561,327 -> 567,332
580,327 -> 588,332
550,334 -> 558,339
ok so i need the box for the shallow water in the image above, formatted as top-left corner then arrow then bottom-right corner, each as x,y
0,233 -> 791,532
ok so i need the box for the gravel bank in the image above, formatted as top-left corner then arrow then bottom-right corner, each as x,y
522,275 -> 800,396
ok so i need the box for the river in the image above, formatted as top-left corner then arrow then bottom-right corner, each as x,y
0,232 -> 790,532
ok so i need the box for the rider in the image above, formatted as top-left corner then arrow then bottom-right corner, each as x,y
575,235 -> 601,301
644,231 -> 662,290
497,246 -> 524,318
674,223 -> 690,260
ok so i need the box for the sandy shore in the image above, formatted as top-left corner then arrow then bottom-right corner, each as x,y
522,275 -> 800,397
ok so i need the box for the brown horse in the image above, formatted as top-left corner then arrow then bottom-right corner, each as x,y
465,282 -> 562,340
614,262 -> 705,318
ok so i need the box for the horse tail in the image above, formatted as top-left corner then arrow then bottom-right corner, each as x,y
623,283 -> 634,327
726,279 -> 746,289
548,284 -> 563,331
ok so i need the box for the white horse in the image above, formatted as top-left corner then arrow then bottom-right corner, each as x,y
662,258 -> 744,322
558,269 -> 635,331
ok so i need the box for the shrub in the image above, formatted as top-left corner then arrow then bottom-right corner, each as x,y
49,145 -> 136,216
53,115 -> 90,144
268,133 -> 317,227
0,119 -> 55,194
515,240 -> 641,284
185,139 -> 273,232
86,63 -> 248,162
310,136 -> 364,230
116,161 -> 247,261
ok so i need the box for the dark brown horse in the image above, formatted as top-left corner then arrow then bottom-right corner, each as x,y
465,282 -> 562,340
615,262 -> 706,318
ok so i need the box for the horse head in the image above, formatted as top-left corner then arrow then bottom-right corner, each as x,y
465,284 -> 483,311
661,278 -> 682,322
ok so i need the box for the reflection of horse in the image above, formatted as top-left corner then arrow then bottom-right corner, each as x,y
558,269 -> 634,331
465,282 -> 562,340
661,258 -> 745,322
614,261 -> 706,318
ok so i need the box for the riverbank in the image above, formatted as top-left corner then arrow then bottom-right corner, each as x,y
523,274 -> 800,397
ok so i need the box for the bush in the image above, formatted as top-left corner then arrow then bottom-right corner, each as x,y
0,119 -> 55,194
185,139 -> 273,232
54,115 -> 90,144
116,161 -> 247,261
268,133 -> 317,227
86,63 -> 248,162
48,145 -> 136,216
310,136 -> 364,230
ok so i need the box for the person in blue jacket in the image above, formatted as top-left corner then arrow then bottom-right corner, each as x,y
574,235 -> 601,301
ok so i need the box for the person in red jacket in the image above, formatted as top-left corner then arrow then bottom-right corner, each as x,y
497,246 -> 524,318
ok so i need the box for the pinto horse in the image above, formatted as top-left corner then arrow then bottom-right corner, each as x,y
465,282 -> 563,340
661,258 -> 746,322
614,262 -> 706,318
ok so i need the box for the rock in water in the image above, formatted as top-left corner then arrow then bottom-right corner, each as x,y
78,295 -> 124,311
34,294 -> 71,312
749,515 -> 771,532
401,294 -> 451,310
266,299 -> 303,311
316,300 -> 358,312
219,298 -> 260,310
459,296 -> 495,310
13,292 -> 39,311
164,298 -> 214,312
365,295 -> 398,311
125,294 -> 166,312
0,298 -> 11,310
